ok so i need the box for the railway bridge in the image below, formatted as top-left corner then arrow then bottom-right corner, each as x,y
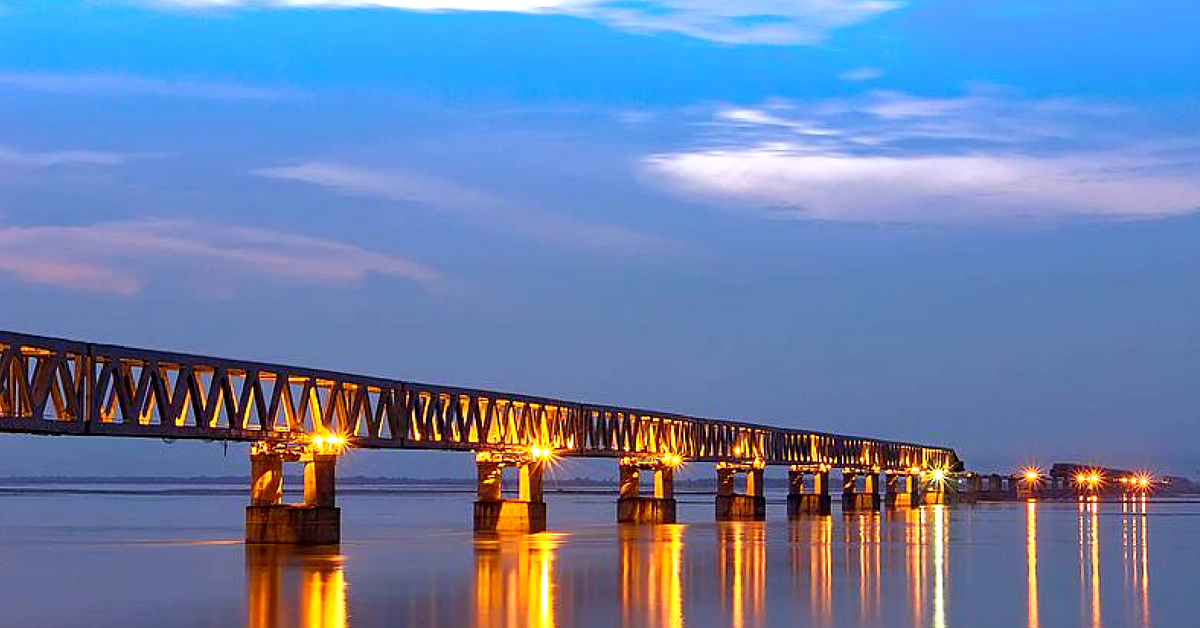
0,330 -> 961,543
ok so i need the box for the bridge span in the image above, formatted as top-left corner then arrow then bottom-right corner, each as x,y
1,329 -> 961,543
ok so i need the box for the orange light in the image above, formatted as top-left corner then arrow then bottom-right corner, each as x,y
529,445 -> 554,461
929,468 -> 946,482
661,453 -> 684,468
1022,467 -> 1041,483
310,433 -> 347,455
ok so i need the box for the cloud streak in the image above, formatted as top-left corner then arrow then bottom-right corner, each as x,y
0,145 -> 128,167
0,71 -> 291,100
141,0 -> 901,45
643,89 -> 1200,224
0,219 -> 441,295
256,161 -> 670,253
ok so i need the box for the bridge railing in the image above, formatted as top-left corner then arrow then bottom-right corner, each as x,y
0,330 -> 959,469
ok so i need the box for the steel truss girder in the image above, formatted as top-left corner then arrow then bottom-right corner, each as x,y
0,330 -> 959,469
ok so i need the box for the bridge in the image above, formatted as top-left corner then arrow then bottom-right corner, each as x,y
0,329 -> 961,543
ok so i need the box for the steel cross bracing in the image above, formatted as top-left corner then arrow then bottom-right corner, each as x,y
0,330 -> 959,470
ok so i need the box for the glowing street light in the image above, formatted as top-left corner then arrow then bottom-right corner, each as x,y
1074,470 -> 1103,491
660,453 -> 684,468
529,445 -> 555,461
1022,467 -> 1042,484
310,433 -> 347,455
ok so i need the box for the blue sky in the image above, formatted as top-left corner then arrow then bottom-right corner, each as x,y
0,1 -> 1198,478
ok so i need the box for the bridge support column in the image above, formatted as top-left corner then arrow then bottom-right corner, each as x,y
959,473 -> 981,503
842,471 -> 881,512
617,458 -> 677,524
787,466 -> 831,516
474,452 -> 547,533
1017,477 -> 1040,500
984,474 -> 1015,501
920,475 -> 950,505
885,473 -> 919,508
246,442 -> 341,546
716,463 -> 766,521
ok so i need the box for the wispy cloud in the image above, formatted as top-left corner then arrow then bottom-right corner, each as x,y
0,145 -> 128,167
0,71 -> 292,100
256,161 -> 671,253
141,0 -> 901,45
838,67 -> 884,82
643,88 -> 1200,224
0,219 -> 441,295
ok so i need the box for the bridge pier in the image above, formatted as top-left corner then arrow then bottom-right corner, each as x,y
920,475 -> 950,505
716,463 -> 766,521
474,452 -> 548,533
884,472 -> 920,508
842,471 -> 881,512
959,473 -> 981,503
787,466 -> 831,516
246,441 -> 341,545
617,457 -> 677,524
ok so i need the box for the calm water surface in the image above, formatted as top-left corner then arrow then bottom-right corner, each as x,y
0,487 -> 1193,627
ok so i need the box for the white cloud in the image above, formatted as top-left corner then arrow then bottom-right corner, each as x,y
646,148 -> 1200,224
838,67 -> 883,82
642,89 -> 1200,224
0,219 -> 440,295
257,161 -> 670,253
0,71 -> 291,100
141,0 -> 902,45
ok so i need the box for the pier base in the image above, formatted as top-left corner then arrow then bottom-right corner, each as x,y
843,493 -> 882,511
787,494 -> 832,516
922,489 -> 950,505
617,460 -> 677,524
885,474 -> 920,508
842,472 -> 881,512
246,445 -> 340,545
474,454 -> 547,533
787,468 -> 831,517
473,500 -> 548,533
618,497 -> 677,524
716,464 -> 766,521
246,505 -> 340,545
960,474 -> 981,504
716,494 -> 767,521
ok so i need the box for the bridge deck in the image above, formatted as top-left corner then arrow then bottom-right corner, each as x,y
0,330 -> 959,470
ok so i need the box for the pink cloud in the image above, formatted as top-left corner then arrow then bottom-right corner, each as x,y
0,219 -> 441,296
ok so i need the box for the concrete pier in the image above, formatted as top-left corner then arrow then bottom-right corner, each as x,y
787,467 -> 831,516
842,471 -> 881,512
884,473 -> 919,508
716,463 -> 766,521
246,444 -> 341,545
474,453 -> 547,533
921,479 -> 949,505
959,473 -> 981,503
617,458 -> 677,524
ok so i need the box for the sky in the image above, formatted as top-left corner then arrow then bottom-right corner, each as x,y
0,0 -> 1198,479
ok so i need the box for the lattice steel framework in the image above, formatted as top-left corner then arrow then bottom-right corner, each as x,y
0,331 -> 959,470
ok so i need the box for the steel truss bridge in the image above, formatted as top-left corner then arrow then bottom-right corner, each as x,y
0,330 -> 959,471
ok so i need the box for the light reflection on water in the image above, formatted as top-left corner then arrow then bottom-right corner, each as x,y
0,492 -> 1191,627
246,546 -> 348,628
619,525 -> 684,628
473,533 -> 562,628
